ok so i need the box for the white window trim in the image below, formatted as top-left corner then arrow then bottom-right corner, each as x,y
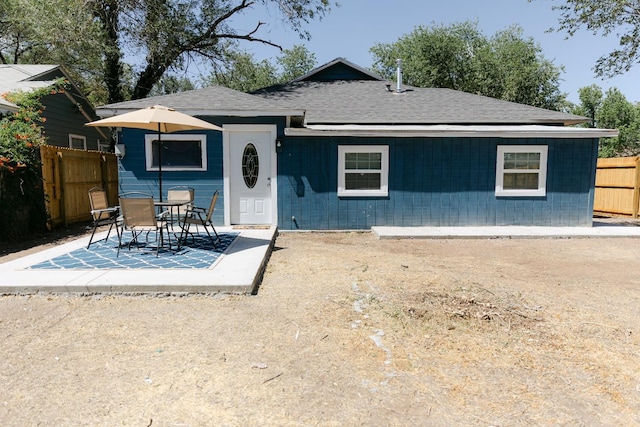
69,134 -> 86,150
338,145 -> 389,197
97,140 -> 110,152
145,134 -> 207,171
495,145 -> 548,197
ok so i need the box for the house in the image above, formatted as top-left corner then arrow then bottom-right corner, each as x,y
0,64 -> 108,150
96,58 -> 617,230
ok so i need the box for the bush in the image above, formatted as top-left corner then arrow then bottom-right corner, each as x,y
0,83 -> 65,240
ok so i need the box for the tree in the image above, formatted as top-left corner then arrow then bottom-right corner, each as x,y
148,75 -> 196,97
277,45 -> 317,82
572,85 -> 640,157
0,0 -> 107,104
1,0 -> 334,104
203,44 -> 317,91
536,0 -> 640,77
207,51 -> 278,92
97,0 -> 333,102
370,21 -> 567,110
595,88 -> 640,157
571,85 -> 604,127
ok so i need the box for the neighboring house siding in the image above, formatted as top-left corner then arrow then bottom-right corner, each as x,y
277,137 -> 598,230
41,93 -> 103,150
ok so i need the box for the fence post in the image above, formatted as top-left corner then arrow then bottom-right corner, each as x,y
57,150 -> 68,227
634,157 -> 640,218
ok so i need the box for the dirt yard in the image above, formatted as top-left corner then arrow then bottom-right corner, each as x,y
1,230 -> 640,426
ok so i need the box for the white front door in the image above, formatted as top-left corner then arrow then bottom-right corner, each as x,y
223,125 -> 276,225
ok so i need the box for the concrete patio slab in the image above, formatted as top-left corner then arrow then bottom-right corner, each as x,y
372,220 -> 640,239
0,226 -> 277,295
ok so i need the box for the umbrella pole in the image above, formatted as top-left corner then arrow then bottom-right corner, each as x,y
158,124 -> 163,202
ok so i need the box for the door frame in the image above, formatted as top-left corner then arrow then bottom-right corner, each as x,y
222,124 -> 278,226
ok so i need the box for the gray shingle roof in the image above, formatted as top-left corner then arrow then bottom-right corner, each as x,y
0,64 -> 61,111
96,85 -> 298,116
253,80 -> 588,126
96,58 -> 588,126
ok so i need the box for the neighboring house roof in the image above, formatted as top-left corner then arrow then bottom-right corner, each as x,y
252,58 -> 588,127
0,64 -> 64,113
0,65 -> 62,111
95,85 -> 304,118
0,97 -> 18,114
0,64 -> 107,139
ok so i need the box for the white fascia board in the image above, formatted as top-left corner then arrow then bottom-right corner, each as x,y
285,124 -> 619,139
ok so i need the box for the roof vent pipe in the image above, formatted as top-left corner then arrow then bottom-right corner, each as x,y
396,59 -> 403,93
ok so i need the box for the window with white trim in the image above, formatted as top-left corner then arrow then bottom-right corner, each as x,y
495,145 -> 548,197
97,140 -> 110,152
69,134 -> 86,150
145,134 -> 207,171
338,145 -> 389,197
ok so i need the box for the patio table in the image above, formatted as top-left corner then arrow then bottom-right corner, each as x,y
154,200 -> 191,235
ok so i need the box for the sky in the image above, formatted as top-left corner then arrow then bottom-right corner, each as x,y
220,0 -> 640,104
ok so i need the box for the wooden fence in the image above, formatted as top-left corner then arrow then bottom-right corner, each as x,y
40,145 -> 118,228
594,156 -> 640,218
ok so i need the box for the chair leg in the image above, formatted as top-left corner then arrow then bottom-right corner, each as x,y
202,225 -> 218,249
116,228 -> 125,257
211,224 -> 221,243
87,221 -> 99,249
87,216 -> 119,249
177,221 -> 190,250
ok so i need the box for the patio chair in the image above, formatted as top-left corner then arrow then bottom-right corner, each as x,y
167,186 -> 195,225
117,196 -> 171,257
87,187 -> 121,249
178,190 -> 221,250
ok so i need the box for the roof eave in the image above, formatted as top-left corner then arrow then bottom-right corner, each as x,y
95,107 -> 306,118
285,124 -> 619,139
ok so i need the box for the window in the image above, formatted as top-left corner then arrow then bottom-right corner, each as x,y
495,145 -> 548,197
69,134 -> 86,150
338,145 -> 389,197
97,140 -> 110,152
145,134 -> 207,171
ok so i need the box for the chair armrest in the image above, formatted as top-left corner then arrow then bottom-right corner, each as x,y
189,206 -> 207,213
156,209 -> 170,219
91,206 -> 119,215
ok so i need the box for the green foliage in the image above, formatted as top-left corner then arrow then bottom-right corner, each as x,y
0,0 -> 108,106
204,44 -> 317,91
148,75 -> 196,97
277,45 -> 317,82
571,85 -> 604,127
573,84 -> 640,157
207,51 -> 279,92
370,21 -> 567,110
596,88 -> 640,157
0,84 -> 59,239
537,0 -> 640,77
1,0 -> 334,104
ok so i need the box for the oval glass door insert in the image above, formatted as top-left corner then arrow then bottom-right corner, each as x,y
242,143 -> 259,189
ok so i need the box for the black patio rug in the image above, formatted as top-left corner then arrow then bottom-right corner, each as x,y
26,232 -> 239,270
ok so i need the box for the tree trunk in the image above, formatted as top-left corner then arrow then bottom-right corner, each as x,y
94,0 -> 125,104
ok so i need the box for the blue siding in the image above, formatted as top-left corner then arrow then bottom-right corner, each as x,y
277,136 -> 599,230
117,117 -> 286,226
117,115 -> 599,229
118,127 -> 226,224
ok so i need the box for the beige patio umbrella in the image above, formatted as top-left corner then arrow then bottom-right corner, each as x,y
86,105 -> 224,201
